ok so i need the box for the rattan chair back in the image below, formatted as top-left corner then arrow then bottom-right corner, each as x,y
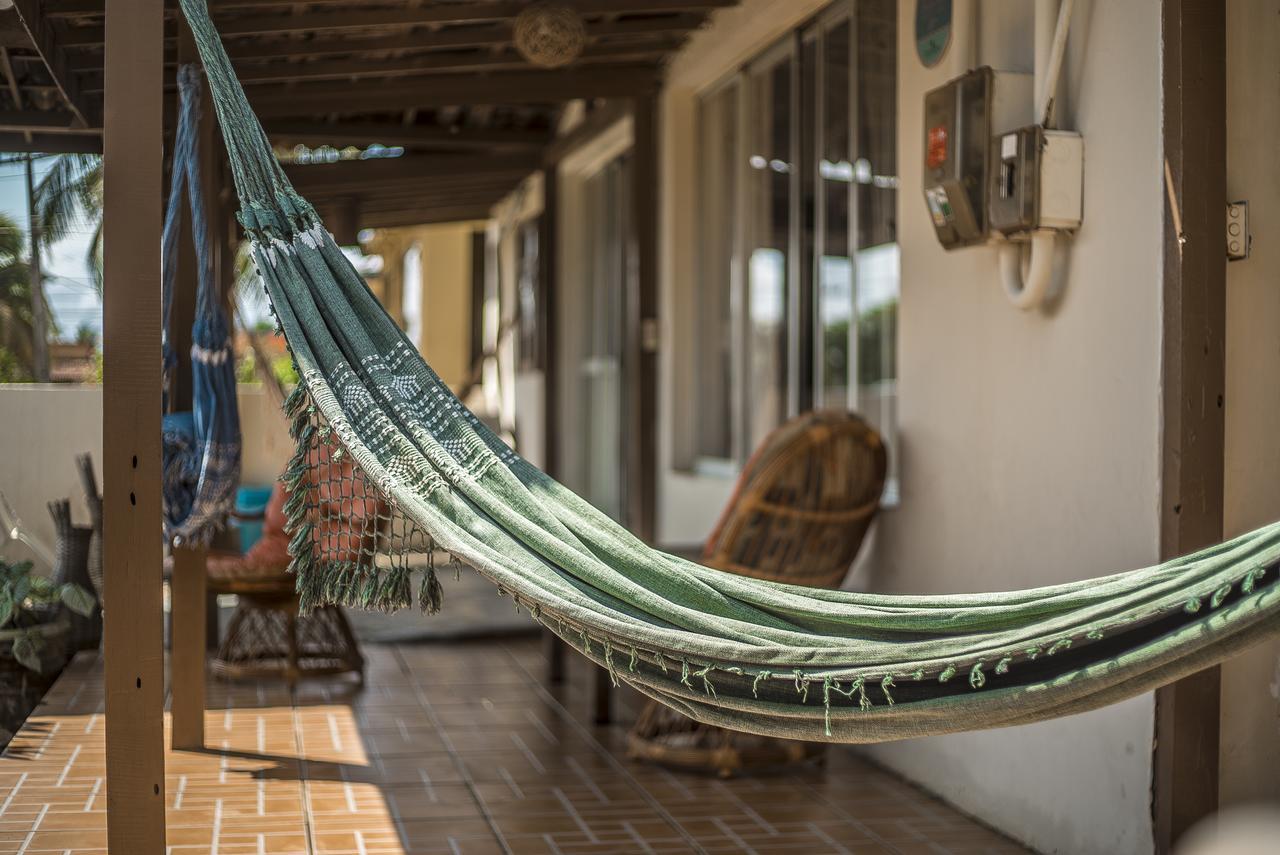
701,410 -> 887,588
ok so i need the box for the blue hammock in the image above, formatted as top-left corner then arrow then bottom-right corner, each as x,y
161,64 -> 241,547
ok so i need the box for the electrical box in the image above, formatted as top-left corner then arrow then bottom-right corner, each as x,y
989,126 -> 1083,236
922,67 -> 1033,249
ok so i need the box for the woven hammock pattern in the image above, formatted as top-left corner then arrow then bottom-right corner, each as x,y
177,0 -> 1280,743
161,63 -> 241,547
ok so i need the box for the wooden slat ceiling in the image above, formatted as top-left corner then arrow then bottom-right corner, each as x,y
0,0 -> 736,227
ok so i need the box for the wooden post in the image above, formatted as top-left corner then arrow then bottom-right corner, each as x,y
539,165 -> 568,686
1155,1 -> 1226,851
628,94 -> 659,547
169,548 -> 206,749
103,0 -> 167,851
168,16 -> 210,754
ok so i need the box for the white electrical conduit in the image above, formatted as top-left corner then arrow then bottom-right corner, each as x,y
999,0 -> 1075,310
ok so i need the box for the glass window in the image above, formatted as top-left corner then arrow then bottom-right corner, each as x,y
693,81 -> 739,463
401,243 -> 423,349
679,0 -> 898,482
745,50 -> 793,454
853,0 -> 899,493
516,221 -> 541,371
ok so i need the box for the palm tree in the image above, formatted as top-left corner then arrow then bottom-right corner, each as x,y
0,211 -> 34,380
33,153 -> 103,292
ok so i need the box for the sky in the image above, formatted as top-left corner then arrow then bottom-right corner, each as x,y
0,155 -> 102,343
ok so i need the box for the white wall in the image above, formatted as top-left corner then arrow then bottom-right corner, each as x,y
0,385 -> 291,572
864,2 -> 1163,853
1221,0 -> 1280,807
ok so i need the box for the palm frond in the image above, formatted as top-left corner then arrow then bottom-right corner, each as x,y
85,218 -> 103,295
0,212 -> 26,267
33,154 -> 103,249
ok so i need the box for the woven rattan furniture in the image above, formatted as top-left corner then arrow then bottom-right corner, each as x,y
207,455 -> 372,685
627,410 -> 887,776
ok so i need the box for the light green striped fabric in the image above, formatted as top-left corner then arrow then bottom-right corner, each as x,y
178,0 -> 1280,743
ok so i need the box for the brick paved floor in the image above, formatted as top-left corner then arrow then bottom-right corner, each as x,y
0,638 -> 1030,854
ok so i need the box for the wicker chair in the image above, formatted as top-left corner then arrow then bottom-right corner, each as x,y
206,447 -> 372,685
626,410 -> 888,777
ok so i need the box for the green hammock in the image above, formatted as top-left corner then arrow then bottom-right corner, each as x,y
178,0 -> 1279,743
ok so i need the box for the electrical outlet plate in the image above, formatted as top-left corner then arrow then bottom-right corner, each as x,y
1227,201 -> 1250,261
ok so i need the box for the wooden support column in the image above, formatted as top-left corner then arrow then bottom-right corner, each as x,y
1155,1 -> 1226,851
168,18 -> 211,753
103,0 -> 167,851
540,165 -> 568,686
628,94 -> 659,547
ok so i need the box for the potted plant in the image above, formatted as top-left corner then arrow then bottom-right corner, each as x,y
0,558 -> 94,745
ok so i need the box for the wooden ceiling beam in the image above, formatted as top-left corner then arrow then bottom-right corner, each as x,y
284,153 -> 539,191
219,16 -> 700,63
356,204 -> 495,230
0,108 -> 88,131
265,120 -> 551,150
47,0 -> 732,26
223,41 -> 680,87
0,130 -> 101,152
250,66 -> 660,117
10,0 -> 95,126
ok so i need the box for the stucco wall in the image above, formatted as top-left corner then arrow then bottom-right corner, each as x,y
1221,0 -> 1280,808
0,385 -> 290,571
863,2 -> 1163,853
366,222 -> 480,390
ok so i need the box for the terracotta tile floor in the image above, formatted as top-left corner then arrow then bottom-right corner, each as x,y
0,638 -> 1030,854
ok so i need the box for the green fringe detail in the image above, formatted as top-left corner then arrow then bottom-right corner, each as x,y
995,656 -> 1013,675
1242,565 -> 1267,594
938,663 -> 957,683
418,566 -> 443,614
1183,597 -> 1202,614
881,674 -> 896,706
752,670 -> 772,698
969,661 -> 986,689
1047,637 -> 1073,655
1211,584 -> 1232,609
854,677 -> 871,711
794,671 -> 811,703
680,659 -> 693,689
693,664 -> 716,698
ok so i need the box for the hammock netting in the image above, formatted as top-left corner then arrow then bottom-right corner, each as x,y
178,0 -> 1280,743
161,63 -> 241,547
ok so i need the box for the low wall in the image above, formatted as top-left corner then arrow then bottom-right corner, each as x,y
0,384 -> 290,571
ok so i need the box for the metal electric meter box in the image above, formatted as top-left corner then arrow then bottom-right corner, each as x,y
922,67 -> 1033,249
989,126 -> 1084,235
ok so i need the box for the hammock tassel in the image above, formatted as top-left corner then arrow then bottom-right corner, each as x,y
418,566 -> 443,615
938,664 -> 957,683
822,678 -> 836,737
1243,565 -> 1267,594
693,664 -> 717,698
751,670 -> 772,698
969,662 -> 986,690
995,656 -> 1013,675
603,640 -> 620,687
881,674 -> 896,706
1211,584 -> 1233,609
380,566 -> 411,611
